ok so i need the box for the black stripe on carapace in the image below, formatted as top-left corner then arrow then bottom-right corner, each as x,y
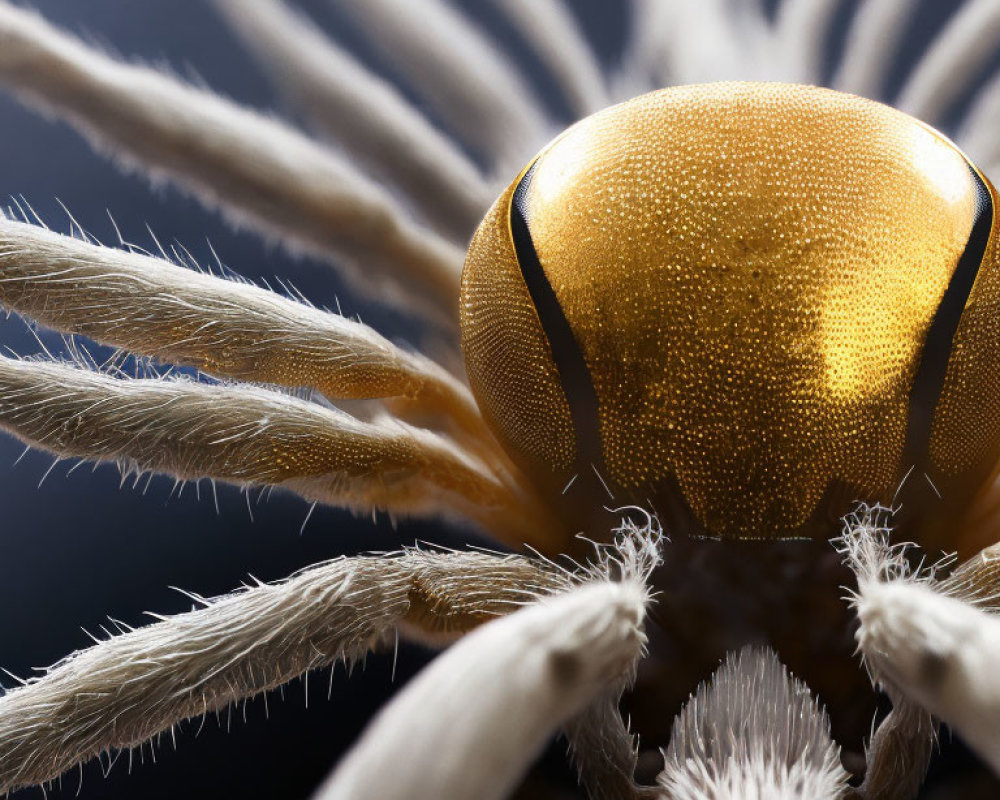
509,161 -> 605,478
903,164 -> 994,472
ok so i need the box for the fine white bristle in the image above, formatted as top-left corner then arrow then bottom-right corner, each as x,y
658,646 -> 848,800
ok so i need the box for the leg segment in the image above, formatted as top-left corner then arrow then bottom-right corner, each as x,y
0,216 -> 489,447
0,355 -> 535,535
0,3 -> 461,317
841,505 -> 1000,785
0,549 -> 566,794
318,578 -> 649,800
212,0 -> 491,241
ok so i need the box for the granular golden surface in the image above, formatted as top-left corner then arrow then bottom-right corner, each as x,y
931,199 -> 1000,477
463,83 -> 1000,541
461,192 -> 576,483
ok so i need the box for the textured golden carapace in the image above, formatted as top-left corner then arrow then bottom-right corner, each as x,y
462,82 -> 1000,548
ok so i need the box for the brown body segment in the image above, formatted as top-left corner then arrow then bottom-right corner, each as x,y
461,82 -> 1000,547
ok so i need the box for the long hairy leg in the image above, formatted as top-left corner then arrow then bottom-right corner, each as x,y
616,0 -> 673,94
563,683 -> 650,800
320,581 -> 648,800
0,548 -> 569,794
773,0 -> 844,85
0,2 -> 461,319
652,0 -> 768,84
211,0 -> 492,242
0,355 -> 550,539
896,0 -> 1000,126
849,696 -> 937,800
318,530 -> 658,800
839,504 -> 1000,790
0,215 -> 493,450
832,0 -> 916,100
0,212 -> 559,540
488,0 -> 609,119
956,68 -> 1000,176
336,0 -> 551,172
